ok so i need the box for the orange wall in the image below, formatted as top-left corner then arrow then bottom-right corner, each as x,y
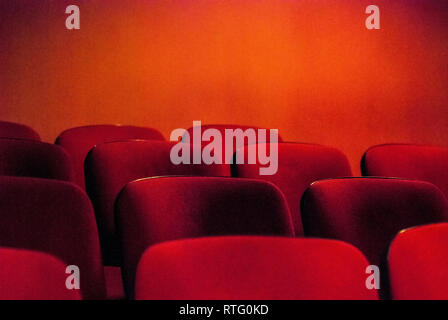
1,0 -> 447,174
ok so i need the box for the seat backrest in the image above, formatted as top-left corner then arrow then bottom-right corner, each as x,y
0,138 -> 73,181
234,143 -> 352,236
0,247 -> 81,300
0,121 -> 40,141
85,140 -> 230,265
55,125 -> 165,188
0,176 -> 105,299
301,178 -> 448,268
388,223 -> 448,300
116,176 -> 294,297
135,236 -> 378,300
362,144 -> 448,199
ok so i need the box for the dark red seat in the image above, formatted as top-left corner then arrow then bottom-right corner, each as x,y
0,248 -> 81,300
0,138 -> 73,181
234,143 -> 352,236
116,177 -> 293,297
85,140 -> 230,266
55,125 -> 164,188
0,177 -> 105,299
301,178 -> 448,269
362,144 -> 448,199
135,237 -> 378,300
0,121 -> 40,141
388,223 -> 448,300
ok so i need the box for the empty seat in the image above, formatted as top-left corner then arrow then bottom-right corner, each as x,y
0,120 -> 40,141
362,144 -> 448,198
388,223 -> 448,300
85,140 -> 230,266
135,237 -> 378,300
0,176 -> 105,299
0,138 -> 73,181
55,125 -> 165,188
116,177 -> 293,297
301,178 -> 448,269
234,143 -> 352,236
0,248 -> 81,300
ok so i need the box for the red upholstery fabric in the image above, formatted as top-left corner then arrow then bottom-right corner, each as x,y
0,121 -> 40,141
234,143 -> 352,236
135,237 -> 378,300
388,223 -> 448,300
362,144 -> 448,199
0,138 -> 73,181
85,140 -> 230,266
0,248 -> 81,300
0,177 -> 105,299
116,176 -> 293,297
302,178 -> 448,267
55,125 -> 165,189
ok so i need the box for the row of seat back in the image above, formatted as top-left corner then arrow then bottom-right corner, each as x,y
116,176 -> 294,297
0,176 -> 105,299
2,121 -> 447,199
0,248 -> 81,300
85,141 -> 230,265
5,221 -> 448,300
1,121 -> 284,181
4,120 -> 446,200
135,237 -> 377,300
1,174 -> 447,299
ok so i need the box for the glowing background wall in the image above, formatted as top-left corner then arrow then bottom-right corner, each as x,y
1,0 -> 447,173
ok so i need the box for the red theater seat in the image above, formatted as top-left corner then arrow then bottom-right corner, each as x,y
362,144 -> 448,199
55,125 -> 165,189
0,248 -> 81,300
135,237 -> 378,300
234,143 -> 352,236
85,140 -> 230,266
388,223 -> 448,300
301,178 -> 448,269
0,121 -> 40,141
0,177 -> 105,299
116,177 -> 293,297
0,138 -> 73,181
